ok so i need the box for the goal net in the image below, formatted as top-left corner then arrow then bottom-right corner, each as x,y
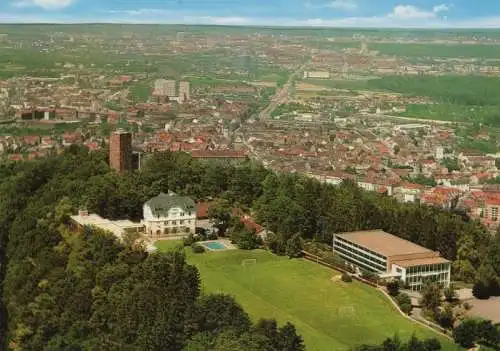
241,258 -> 257,269
337,306 -> 356,319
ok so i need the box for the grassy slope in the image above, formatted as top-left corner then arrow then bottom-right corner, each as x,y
156,242 -> 459,351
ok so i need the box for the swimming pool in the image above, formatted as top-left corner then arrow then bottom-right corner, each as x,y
201,241 -> 228,251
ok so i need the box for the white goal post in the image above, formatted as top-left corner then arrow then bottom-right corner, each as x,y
241,258 -> 257,268
337,306 -> 356,318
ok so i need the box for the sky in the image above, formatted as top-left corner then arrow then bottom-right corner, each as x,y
1,0 -> 500,28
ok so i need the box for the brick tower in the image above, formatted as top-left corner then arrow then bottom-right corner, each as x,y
109,129 -> 132,174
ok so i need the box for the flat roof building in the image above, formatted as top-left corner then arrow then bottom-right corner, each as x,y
333,230 -> 450,291
71,210 -> 144,242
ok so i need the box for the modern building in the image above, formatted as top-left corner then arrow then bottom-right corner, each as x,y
142,192 -> 196,238
164,80 -> 176,97
179,81 -> 190,103
333,230 -> 450,291
109,129 -> 132,174
153,79 -> 177,101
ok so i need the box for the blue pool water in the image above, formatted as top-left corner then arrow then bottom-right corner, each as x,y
202,241 -> 227,250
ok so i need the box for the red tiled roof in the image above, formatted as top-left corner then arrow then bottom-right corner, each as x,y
240,215 -> 264,233
190,150 -> 247,158
401,182 -> 425,190
377,186 -> 388,193
63,132 -> 82,143
196,201 -> 214,219
85,142 -> 100,151
486,198 -> 500,206
23,135 -> 40,145
8,154 -> 23,161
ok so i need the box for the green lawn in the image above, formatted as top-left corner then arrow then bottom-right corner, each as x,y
156,242 -> 459,351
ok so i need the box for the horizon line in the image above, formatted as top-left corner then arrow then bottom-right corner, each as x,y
1,22 -> 500,30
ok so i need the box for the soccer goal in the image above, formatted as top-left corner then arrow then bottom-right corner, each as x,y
241,258 -> 257,270
337,306 -> 356,319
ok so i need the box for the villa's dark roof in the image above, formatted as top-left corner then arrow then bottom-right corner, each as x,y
145,192 -> 195,217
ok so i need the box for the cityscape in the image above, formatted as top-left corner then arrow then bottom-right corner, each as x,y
1,8 -> 500,351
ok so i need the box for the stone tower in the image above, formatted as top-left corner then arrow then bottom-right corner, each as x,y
109,129 -> 132,174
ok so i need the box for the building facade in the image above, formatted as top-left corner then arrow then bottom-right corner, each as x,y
142,192 -> 196,238
153,79 -> 177,101
333,230 -> 450,291
71,210 -> 144,243
189,150 -> 248,164
179,81 -> 190,102
109,130 -> 132,174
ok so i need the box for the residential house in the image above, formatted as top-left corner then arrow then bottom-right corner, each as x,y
63,132 -> 83,146
421,187 -> 460,210
142,192 -> 196,238
393,182 -> 425,203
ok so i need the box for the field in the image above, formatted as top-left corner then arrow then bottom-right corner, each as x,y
371,43 -> 500,59
156,242 -> 459,351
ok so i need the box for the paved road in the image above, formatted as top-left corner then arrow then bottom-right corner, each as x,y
259,63 -> 307,121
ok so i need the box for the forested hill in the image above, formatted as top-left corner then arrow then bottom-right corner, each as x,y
0,146 -> 499,349
0,146 -> 304,350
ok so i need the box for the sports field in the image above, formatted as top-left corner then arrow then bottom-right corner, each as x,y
156,242 -> 460,351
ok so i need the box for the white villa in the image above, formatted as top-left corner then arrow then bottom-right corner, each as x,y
142,192 -> 196,238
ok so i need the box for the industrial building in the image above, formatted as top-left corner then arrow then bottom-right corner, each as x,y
333,230 -> 450,291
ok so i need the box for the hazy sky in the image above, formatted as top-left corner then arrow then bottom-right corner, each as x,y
2,0 -> 500,28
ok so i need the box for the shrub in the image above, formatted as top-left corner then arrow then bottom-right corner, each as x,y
265,232 -> 287,255
285,235 -> 303,258
341,273 -> 352,283
395,293 -> 413,315
232,229 -> 261,250
207,232 -> 218,241
444,286 -> 458,303
360,270 -> 378,283
453,319 -> 478,348
192,244 -> 205,254
472,280 -> 491,300
387,280 -> 400,297
183,233 -> 198,247
436,304 -> 455,329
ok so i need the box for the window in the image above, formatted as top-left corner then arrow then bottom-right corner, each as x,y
396,267 -> 402,273
492,207 -> 498,221
180,220 -> 184,225
172,220 -> 177,225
